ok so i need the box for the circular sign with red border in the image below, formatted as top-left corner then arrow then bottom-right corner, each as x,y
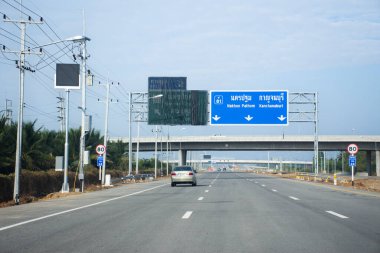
96,144 -> 106,155
347,143 -> 359,155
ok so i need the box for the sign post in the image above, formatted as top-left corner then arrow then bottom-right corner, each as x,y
97,155 -> 104,180
210,91 -> 288,125
347,144 -> 359,186
96,144 -> 106,182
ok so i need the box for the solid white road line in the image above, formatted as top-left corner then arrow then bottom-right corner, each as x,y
326,211 -> 349,219
0,184 -> 168,232
198,197 -> 204,201
182,211 -> 193,219
289,196 -> 300,201
272,189 -> 277,192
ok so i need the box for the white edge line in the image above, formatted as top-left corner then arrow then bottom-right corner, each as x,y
0,183 -> 168,232
326,211 -> 349,219
182,211 -> 193,219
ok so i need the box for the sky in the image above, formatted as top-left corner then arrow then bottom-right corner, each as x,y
1,0 -> 380,161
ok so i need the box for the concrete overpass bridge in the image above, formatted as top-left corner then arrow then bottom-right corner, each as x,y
109,135 -> 380,176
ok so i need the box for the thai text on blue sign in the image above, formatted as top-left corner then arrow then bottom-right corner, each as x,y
210,90 -> 288,125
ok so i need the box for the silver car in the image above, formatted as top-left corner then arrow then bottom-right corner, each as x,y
171,166 -> 197,187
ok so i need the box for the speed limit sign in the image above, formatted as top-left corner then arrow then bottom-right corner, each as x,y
347,144 -> 359,155
96,144 -> 106,155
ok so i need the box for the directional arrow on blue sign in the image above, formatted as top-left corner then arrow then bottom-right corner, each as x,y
210,90 -> 288,126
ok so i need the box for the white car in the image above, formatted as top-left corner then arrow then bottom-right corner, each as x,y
171,166 -> 197,187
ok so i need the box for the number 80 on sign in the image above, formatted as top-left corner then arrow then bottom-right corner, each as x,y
347,144 -> 359,155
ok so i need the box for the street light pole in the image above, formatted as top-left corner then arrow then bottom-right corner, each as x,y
166,125 -> 169,176
62,90 -> 70,192
154,125 -> 158,179
78,37 -> 89,192
129,92 -> 133,175
102,78 -> 110,185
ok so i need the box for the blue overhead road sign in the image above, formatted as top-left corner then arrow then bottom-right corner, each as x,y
210,90 -> 288,125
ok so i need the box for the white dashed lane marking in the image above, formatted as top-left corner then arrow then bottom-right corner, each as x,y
198,197 -> 204,201
272,189 -> 277,192
182,211 -> 193,219
326,211 -> 349,219
289,196 -> 300,201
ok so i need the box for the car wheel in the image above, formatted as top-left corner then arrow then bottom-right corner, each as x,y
192,182 -> 197,186
171,182 -> 175,187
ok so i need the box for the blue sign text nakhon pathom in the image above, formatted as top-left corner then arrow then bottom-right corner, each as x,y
210,90 -> 288,125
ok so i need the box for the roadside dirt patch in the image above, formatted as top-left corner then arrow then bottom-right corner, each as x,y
267,172 -> 380,193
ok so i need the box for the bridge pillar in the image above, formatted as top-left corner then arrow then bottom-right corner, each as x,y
376,151 -> 380,177
178,150 -> 187,166
366,151 -> 372,176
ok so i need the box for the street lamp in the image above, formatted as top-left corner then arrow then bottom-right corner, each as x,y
12,35 -> 90,203
37,35 -> 90,192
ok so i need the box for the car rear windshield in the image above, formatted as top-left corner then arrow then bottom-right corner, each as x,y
173,166 -> 192,171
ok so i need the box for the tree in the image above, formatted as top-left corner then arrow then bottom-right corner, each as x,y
0,116 -> 17,174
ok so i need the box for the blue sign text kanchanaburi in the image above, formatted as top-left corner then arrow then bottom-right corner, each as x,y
210,91 -> 288,125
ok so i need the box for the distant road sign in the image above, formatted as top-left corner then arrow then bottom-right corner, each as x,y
97,155 -> 104,167
349,155 -> 356,167
96,144 -> 106,155
347,144 -> 359,155
148,77 -> 187,90
210,90 -> 288,125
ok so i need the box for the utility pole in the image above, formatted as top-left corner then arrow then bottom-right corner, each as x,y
3,12 -> 43,204
97,80 -> 118,184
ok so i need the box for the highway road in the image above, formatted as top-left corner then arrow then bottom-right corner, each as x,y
1,172 -> 380,253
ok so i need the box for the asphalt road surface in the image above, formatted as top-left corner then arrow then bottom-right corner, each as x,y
1,172 -> 379,253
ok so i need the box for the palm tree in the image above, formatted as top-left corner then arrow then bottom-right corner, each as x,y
0,116 -> 17,174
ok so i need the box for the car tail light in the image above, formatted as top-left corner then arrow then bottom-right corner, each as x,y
171,172 -> 176,176
189,172 -> 193,175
